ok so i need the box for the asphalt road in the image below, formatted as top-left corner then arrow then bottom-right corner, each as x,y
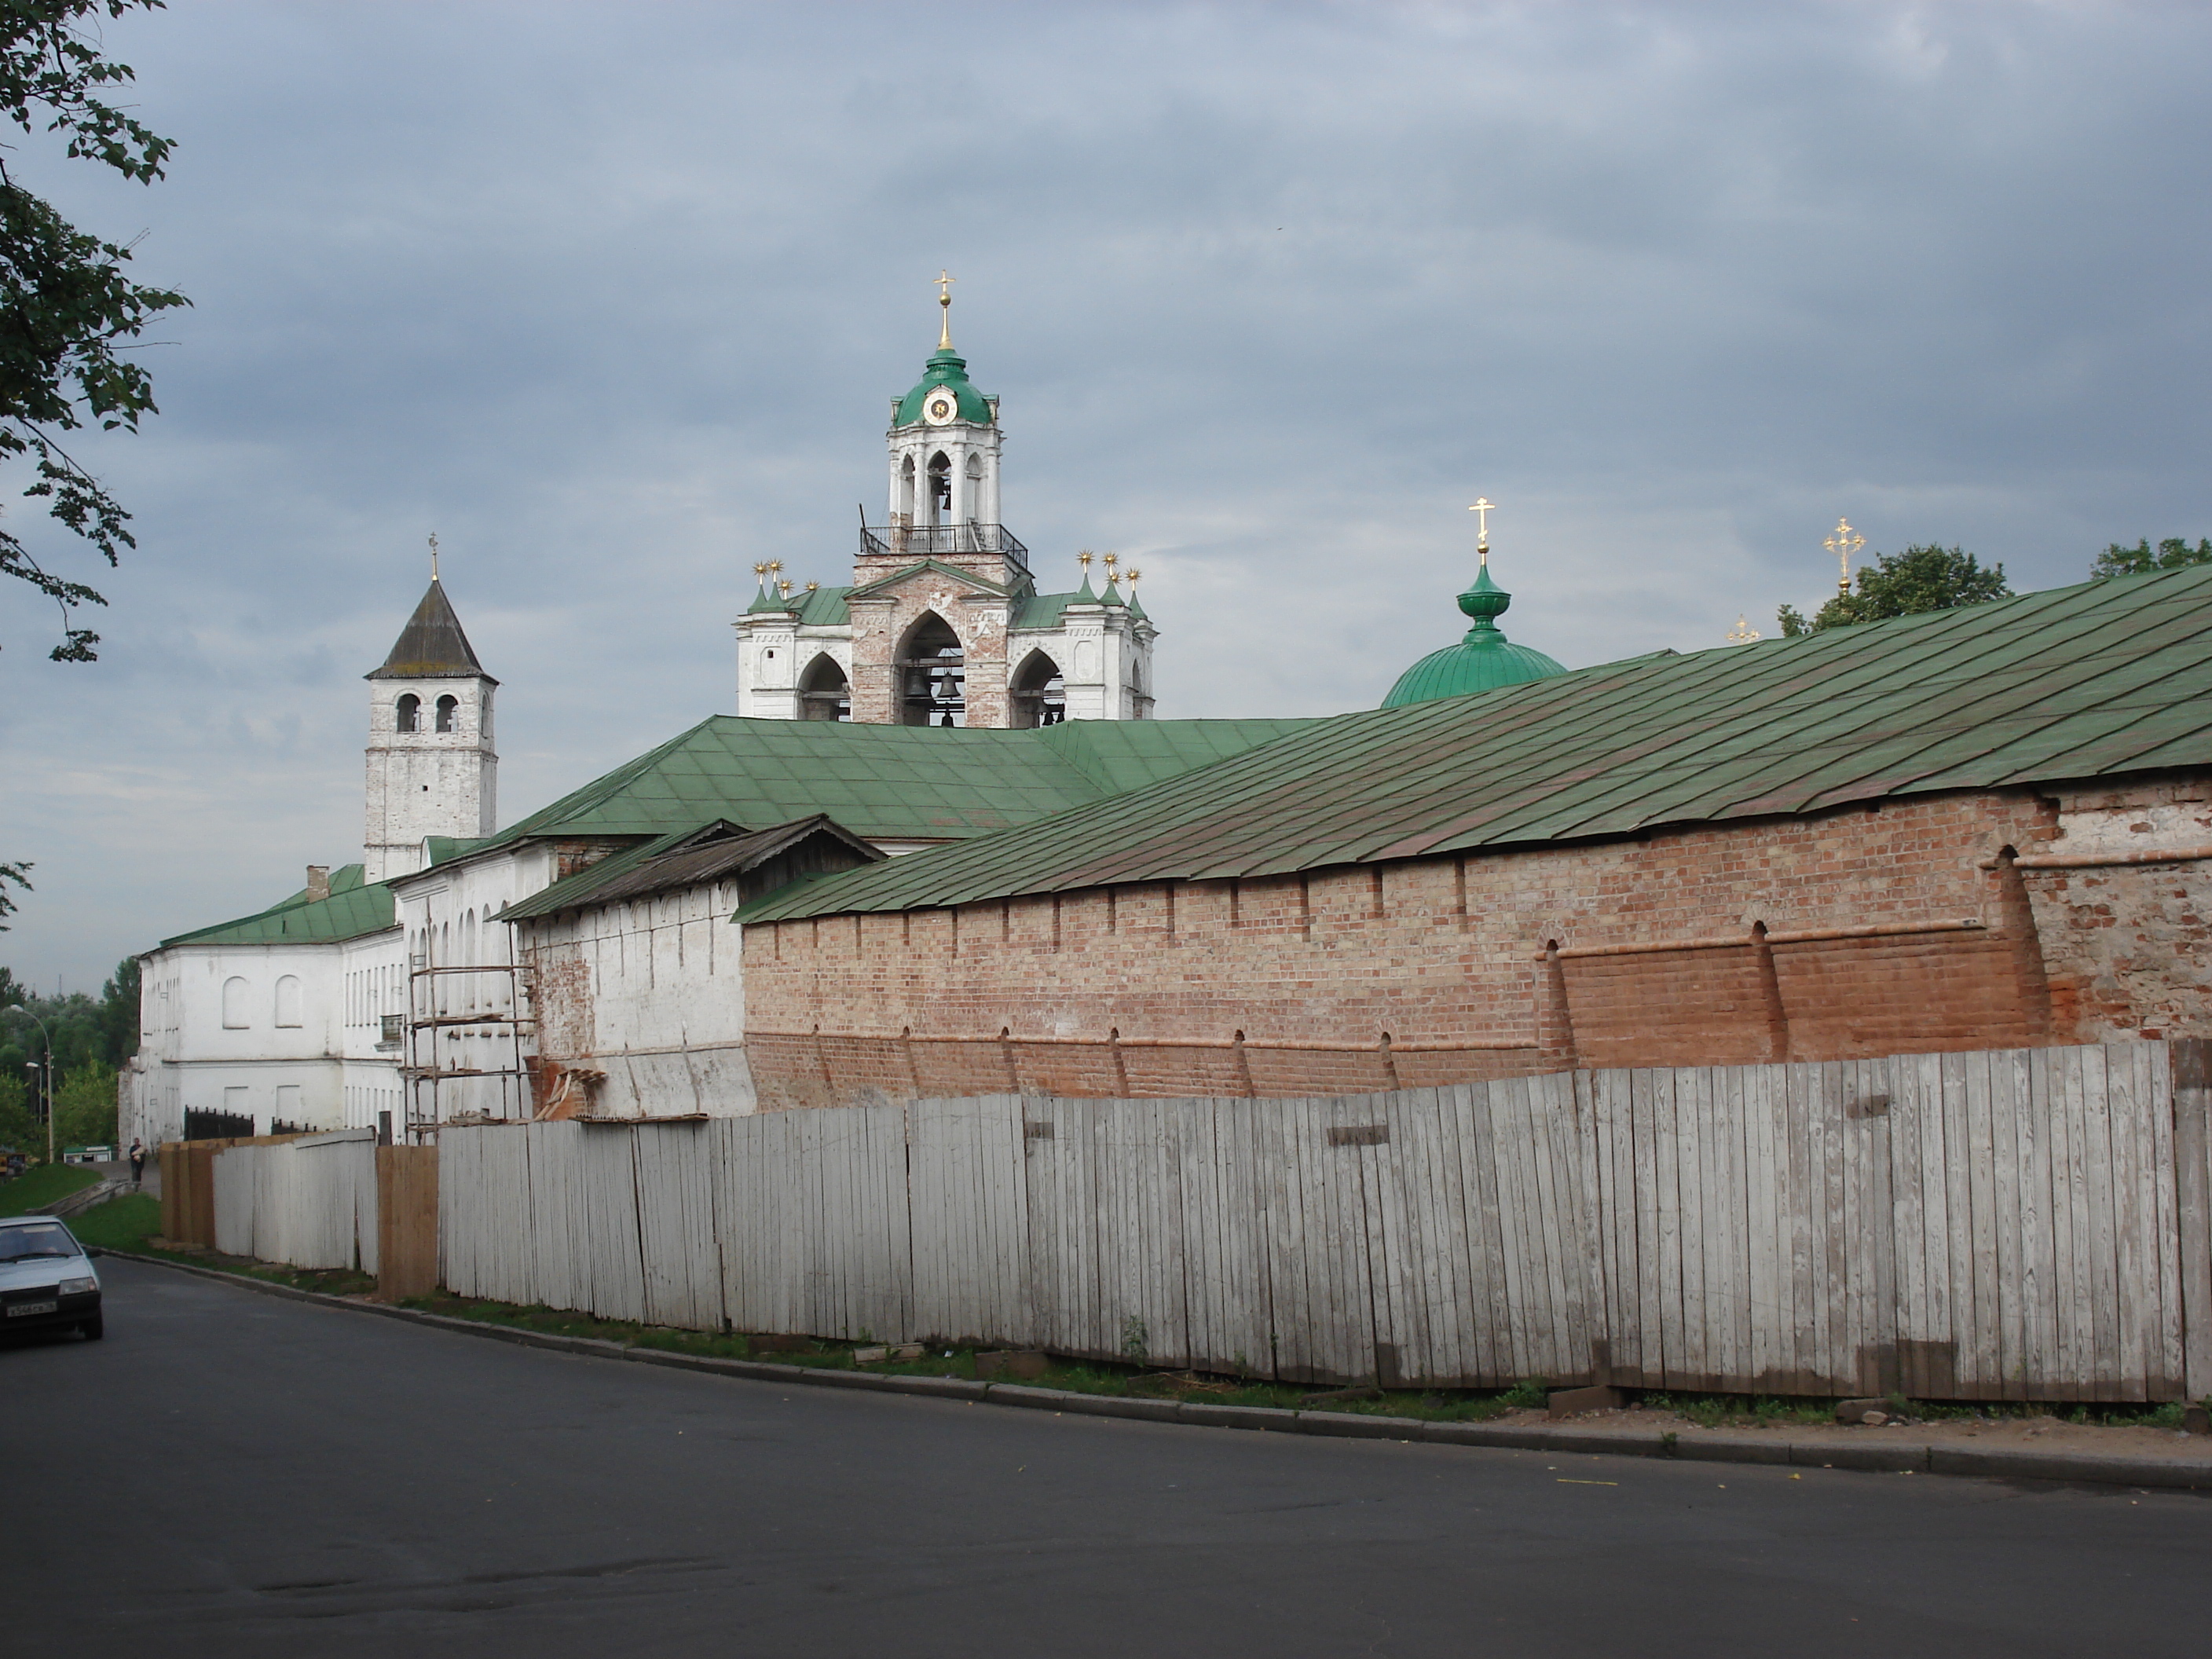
15,1260 -> 2212,1658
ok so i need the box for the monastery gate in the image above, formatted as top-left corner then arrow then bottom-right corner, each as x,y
419,1037 -> 2212,1403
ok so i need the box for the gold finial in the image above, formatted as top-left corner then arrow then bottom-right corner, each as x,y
779,578 -> 792,597
1103,551 -> 1118,576
1824,517 -> 1865,595
806,580 -> 819,591
1468,497 -> 1494,565
1126,567 -> 1141,587
1727,613 -> 1762,645
428,532 -> 441,582
935,269 -> 957,349
1078,549 -> 1093,569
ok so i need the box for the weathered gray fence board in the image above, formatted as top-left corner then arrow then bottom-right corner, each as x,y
423,1038 -> 2194,1402
908,1096 -> 1029,1346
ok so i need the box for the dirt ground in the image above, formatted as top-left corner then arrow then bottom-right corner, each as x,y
1528,1401 -> 2212,1461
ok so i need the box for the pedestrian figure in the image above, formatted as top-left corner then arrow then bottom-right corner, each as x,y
127,1137 -> 145,1189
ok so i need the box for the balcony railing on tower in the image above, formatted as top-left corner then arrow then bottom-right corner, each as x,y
861,520 -> 1029,577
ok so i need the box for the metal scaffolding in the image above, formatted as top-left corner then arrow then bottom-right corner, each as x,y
401,961 -> 534,1144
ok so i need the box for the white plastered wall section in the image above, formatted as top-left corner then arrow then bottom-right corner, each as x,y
128,936 -> 392,1142
735,619 -> 852,720
388,845 -> 534,1124
515,876 -> 756,1118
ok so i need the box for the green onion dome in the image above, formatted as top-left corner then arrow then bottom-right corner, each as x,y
893,348 -> 994,427
1381,561 -> 1567,707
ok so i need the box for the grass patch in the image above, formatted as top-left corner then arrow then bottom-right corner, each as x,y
80,1205 -> 375,1297
67,1192 -> 161,1252
0,1163 -> 100,1216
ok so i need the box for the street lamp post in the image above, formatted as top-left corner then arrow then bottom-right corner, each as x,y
19,1006 -> 53,1164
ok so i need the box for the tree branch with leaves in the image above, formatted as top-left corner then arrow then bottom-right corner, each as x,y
0,0 -> 185,663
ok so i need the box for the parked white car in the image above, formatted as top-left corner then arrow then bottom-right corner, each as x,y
0,1215 -> 101,1340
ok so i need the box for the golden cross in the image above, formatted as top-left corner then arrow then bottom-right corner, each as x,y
935,270 -> 957,348
1824,517 -> 1865,594
1468,497 -> 1495,561
428,532 -> 440,582
1727,613 -> 1762,646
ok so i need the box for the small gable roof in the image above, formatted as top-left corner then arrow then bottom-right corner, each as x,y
499,815 -> 884,921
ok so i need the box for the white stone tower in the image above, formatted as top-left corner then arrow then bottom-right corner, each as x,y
364,570 -> 497,882
734,283 -> 1157,726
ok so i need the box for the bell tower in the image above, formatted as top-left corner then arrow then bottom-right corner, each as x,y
364,544 -> 498,881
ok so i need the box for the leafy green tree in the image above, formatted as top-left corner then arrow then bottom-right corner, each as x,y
0,1069 -> 38,1155
0,0 -> 186,663
1778,544 -> 2011,637
0,860 -> 26,929
52,1054 -> 113,1145
97,954 -> 135,1064
2092,537 -> 2212,579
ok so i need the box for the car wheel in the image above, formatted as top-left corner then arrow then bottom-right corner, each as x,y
80,1313 -> 104,1342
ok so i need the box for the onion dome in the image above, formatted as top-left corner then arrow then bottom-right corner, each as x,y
893,348 -> 994,427
1381,558 -> 1567,707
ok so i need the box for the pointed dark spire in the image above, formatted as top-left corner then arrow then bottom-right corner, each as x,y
367,580 -> 496,681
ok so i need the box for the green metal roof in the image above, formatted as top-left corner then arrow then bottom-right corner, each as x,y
893,348 -> 994,427
162,864 -> 397,948
1010,589 -> 1096,631
791,585 -> 851,627
474,714 -> 1317,853
739,564 -> 2212,923
1382,562 -> 1567,706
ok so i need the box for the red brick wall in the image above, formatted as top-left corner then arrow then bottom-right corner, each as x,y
742,788 -> 2212,1109
846,572 -> 1012,727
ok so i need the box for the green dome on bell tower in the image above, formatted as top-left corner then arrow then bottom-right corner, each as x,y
1382,539 -> 1567,709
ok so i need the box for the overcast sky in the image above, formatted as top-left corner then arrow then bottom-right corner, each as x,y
5,1 -> 2211,991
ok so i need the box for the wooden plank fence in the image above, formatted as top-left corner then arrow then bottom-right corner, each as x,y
209,1130 -> 378,1272
374,1039 -> 2212,1401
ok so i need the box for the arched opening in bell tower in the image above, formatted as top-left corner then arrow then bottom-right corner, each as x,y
395,693 -> 420,734
927,452 -> 951,526
1011,650 -> 1066,727
896,455 -> 916,527
895,613 -> 966,727
798,654 -> 851,721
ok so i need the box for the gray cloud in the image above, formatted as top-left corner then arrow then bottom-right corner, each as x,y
5,0 -> 2212,987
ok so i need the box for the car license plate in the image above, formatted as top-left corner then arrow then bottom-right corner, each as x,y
7,1301 -> 57,1317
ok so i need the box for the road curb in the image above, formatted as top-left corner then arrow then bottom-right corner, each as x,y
98,1249 -> 2212,1492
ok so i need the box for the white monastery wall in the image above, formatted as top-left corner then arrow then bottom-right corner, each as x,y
516,877 -> 756,1119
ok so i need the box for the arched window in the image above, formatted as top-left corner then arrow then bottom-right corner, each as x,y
798,654 -> 851,722
395,693 -> 420,734
927,451 -> 951,523
1011,650 -> 1066,728
222,976 -> 250,1029
435,694 -> 459,734
274,975 -> 304,1028
895,613 -> 965,727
